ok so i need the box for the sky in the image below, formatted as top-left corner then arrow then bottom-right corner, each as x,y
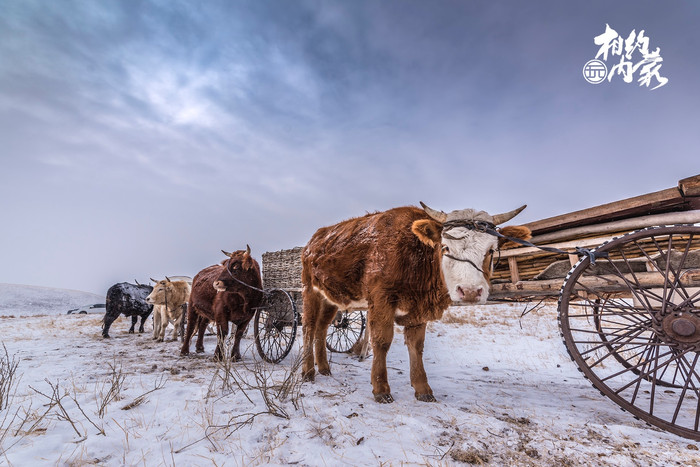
1,0 -> 699,295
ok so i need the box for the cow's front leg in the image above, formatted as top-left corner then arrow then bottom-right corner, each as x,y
214,318 -> 229,361
153,309 -> 161,340
369,310 -> 394,403
129,315 -> 137,333
157,314 -> 168,342
404,323 -> 435,402
231,318 -> 251,362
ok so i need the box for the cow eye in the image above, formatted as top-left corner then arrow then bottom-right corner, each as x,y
441,245 -> 450,254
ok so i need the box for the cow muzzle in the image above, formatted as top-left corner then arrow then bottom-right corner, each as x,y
455,285 -> 485,304
213,281 -> 227,292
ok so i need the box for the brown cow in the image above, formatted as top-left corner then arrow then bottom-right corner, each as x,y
180,246 -> 264,361
301,203 -> 530,403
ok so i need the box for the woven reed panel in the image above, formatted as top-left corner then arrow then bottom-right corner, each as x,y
262,246 -> 304,290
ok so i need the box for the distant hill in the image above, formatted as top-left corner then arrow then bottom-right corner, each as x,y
0,283 -> 103,316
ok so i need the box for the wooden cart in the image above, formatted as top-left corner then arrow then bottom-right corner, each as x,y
254,174 -> 700,440
489,174 -> 700,440
252,248 -> 365,364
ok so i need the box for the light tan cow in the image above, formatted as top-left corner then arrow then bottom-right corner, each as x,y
146,278 -> 191,342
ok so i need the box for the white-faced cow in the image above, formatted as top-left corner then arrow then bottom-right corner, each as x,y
301,203 -> 530,403
146,278 -> 191,342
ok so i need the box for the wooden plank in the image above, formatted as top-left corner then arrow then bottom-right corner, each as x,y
679,174 -> 700,197
528,210 -> 700,244
497,235 -> 617,259
487,268 -> 700,299
523,187 -> 686,236
508,256 -> 520,283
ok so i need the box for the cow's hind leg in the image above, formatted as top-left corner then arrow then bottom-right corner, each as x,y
171,314 -> 181,341
404,323 -> 435,402
369,301 -> 395,403
195,316 -> 208,353
314,302 -> 338,376
180,305 -> 197,356
102,312 -> 117,338
129,315 -> 137,334
301,287 -> 323,381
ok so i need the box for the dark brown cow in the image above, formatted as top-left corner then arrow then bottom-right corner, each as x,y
301,203 -> 530,403
180,246 -> 264,361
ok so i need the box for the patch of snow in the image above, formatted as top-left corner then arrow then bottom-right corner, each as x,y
0,293 -> 698,465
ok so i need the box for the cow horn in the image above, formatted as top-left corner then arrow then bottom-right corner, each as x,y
221,250 -> 233,257
492,205 -> 527,225
245,244 -> 251,255
149,278 -> 157,283
166,276 -> 171,282
419,202 -> 447,223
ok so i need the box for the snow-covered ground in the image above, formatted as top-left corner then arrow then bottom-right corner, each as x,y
1,286 -> 699,466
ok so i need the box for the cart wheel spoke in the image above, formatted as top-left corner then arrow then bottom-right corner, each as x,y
326,310 -> 366,353
559,226 -> 700,440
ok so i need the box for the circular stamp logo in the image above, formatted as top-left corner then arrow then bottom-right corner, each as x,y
583,59 -> 608,84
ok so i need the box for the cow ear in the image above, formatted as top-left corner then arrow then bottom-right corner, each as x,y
498,225 -> 532,249
412,219 -> 442,248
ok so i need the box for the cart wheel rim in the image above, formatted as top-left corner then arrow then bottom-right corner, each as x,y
559,225 -> 700,440
254,289 -> 298,363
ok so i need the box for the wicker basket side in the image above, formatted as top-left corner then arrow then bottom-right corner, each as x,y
262,246 -> 304,290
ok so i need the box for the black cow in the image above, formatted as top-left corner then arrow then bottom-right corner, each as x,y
103,282 -> 154,338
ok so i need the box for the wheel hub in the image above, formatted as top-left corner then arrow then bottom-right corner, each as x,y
656,312 -> 700,349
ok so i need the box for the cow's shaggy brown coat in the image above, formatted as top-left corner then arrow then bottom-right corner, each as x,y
181,248 -> 263,361
301,205 -> 530,403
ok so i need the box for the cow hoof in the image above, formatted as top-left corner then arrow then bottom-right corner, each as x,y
180,350 -> 189,356
374,393 -> 394,404
128,330 -> 134,334
196,348 -> 205,354
319,368 -> 331,376
416,393 -> 437,402
232,355 -> 242,362
301,370 -> 315,382
102,334 -> 110,339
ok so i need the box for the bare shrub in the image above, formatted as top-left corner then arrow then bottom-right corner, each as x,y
95,359 -> 126,418
0,343 -> 20,411
176,337 -> 304,454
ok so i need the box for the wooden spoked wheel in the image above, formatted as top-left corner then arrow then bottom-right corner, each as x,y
254,289 -> 298,363
326,310 -> 366,353
559,226 -> 700,440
